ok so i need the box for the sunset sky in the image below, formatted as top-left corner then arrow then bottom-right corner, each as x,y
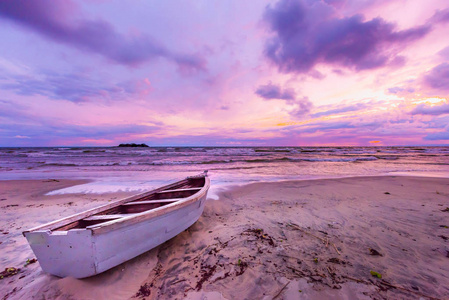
1,0 -> 448,146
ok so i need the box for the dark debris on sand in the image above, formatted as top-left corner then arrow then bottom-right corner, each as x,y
133,262 -> 163,299
241,228 -> 276,247
133,220 -> 444,300
0,267 -> 21,279
135,283 -> 152,297
369,248 -> 383,256
438,235 -> 448,241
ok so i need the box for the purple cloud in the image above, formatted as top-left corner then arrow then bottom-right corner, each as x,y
0,97 -> 164,146
0,99 -> 30,123
387,86 -> 415,94
412,102 -> 449,116
428,116 -> 449,129
422,63 -> 449,93
291,120 -> 356,134
323,0 -> 346,9
255,83 -> 313,117
255,83 -> 296,101
430,8 -> 449,24
438,46 -> 449,59
290,97 -> 314,117
0,0 -> 206,72
423,130 -> 449,141
1,71 -> 146,103
311,102 -> 367,117
263,0 -> 431,74
0,121 -> 162,143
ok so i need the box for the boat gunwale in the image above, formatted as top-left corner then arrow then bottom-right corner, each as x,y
89,177 -> 209,235
23,175 -> 209,235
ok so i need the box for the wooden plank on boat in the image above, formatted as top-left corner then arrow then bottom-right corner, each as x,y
84,214 -> 137,221
88,193 -> 207,234
157,187 -> 201,194
123,199 -> 182,206
24,178 -> 192,233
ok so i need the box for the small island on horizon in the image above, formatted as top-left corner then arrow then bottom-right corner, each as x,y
117,143 -> 149,147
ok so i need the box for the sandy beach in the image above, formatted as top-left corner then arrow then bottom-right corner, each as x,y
2,0 -> 449,299
1,176 -> 448,299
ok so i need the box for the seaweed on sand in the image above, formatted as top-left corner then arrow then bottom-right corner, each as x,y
241,228 -> 276,246
195,264 -> 217,291
0,267 -> 20,279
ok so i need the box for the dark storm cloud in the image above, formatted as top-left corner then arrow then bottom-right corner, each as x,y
0,0 -> 206,72
263,0 -> 431,74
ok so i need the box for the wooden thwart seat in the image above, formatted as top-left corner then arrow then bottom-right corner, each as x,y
157,187 -> 201,194
123,199 -> 182,206
84,214 -> 137,221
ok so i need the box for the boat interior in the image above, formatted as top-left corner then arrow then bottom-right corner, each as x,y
54,176 -> 206,231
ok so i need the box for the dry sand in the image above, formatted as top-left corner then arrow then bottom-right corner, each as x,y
0,176 -> 448,299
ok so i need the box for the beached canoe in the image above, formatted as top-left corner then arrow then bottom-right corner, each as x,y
23,172 -> 210,278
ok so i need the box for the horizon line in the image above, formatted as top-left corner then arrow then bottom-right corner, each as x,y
1,144 -> 448,148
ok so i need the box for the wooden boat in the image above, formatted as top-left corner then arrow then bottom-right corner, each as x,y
23,172 -> 210,278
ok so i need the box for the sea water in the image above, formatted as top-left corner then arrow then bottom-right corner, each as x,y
1,146 -> 448,198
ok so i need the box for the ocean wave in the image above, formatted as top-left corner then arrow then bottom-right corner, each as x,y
3,147 -> 449,175
373,156 -> 399,160
301,156 -> 378,162
82,149 -> 106,153
41,163 -> 79,167
254,149 -> 291,153
29,155 -> 384,167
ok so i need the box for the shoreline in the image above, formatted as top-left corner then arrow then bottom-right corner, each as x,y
1,176 -> 448,299
1,172 -> 449,197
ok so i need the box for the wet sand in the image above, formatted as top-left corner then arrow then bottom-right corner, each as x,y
0,176 -> 448,299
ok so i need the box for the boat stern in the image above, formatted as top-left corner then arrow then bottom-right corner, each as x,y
23,229 -> 97,278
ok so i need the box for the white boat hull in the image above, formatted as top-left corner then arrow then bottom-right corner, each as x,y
24,176 -> 209,278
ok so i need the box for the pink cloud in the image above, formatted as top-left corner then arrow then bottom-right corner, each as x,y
422,63 -> 449,94
412,101 -> 449,116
